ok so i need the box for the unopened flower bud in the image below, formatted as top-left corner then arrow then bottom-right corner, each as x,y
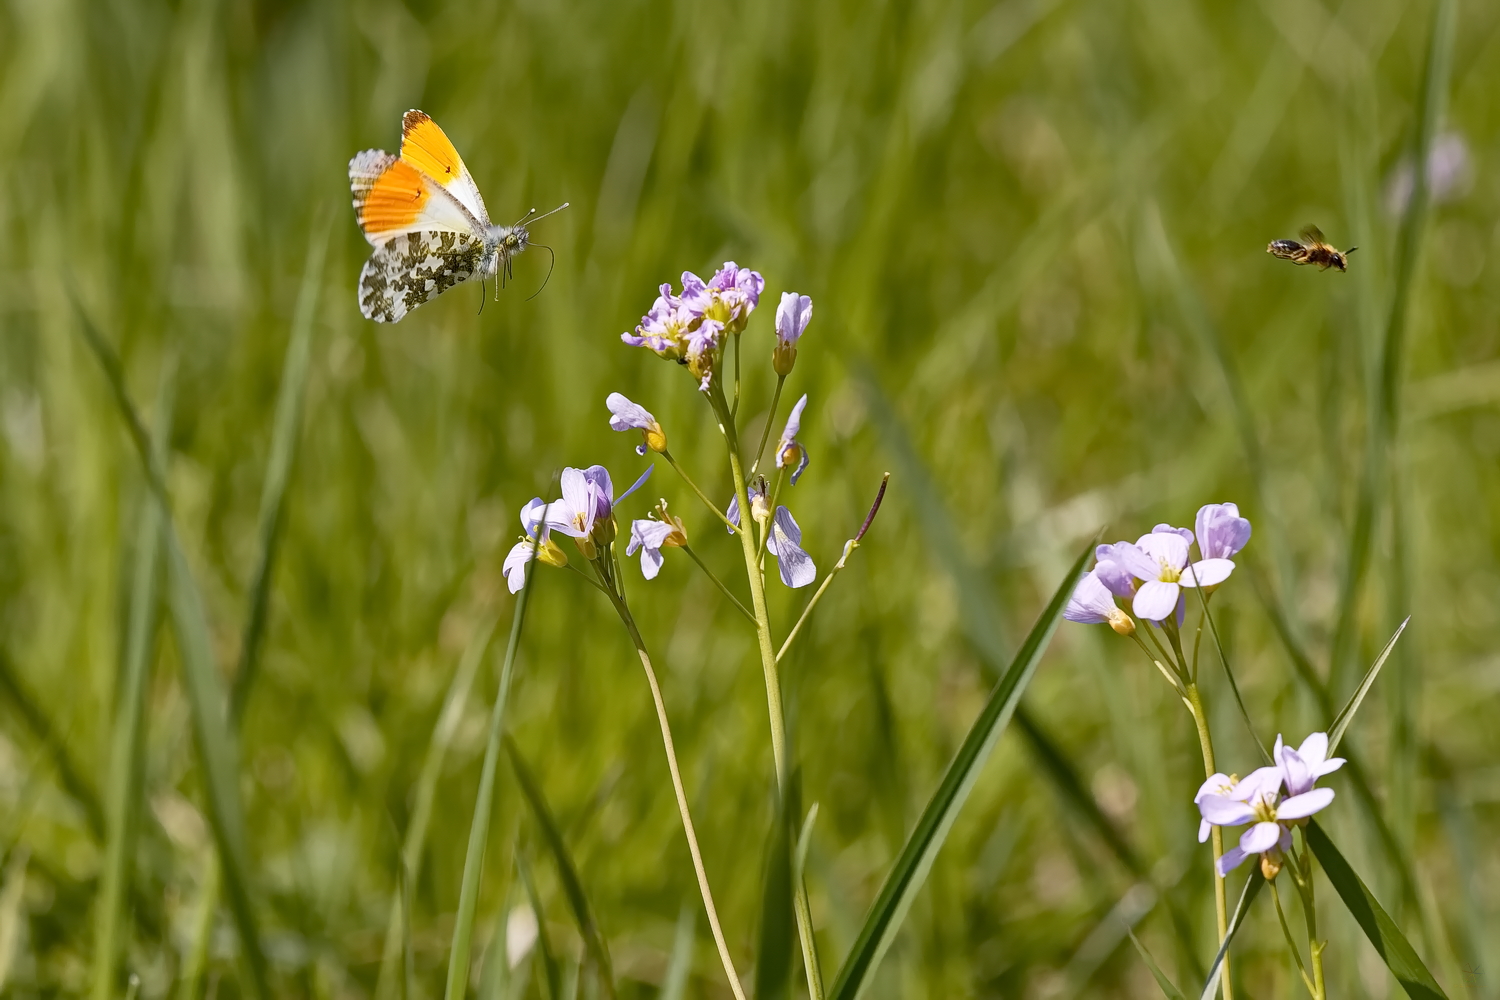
773,341 -> 797,376
537,536 -> 568,568
750,476 -> 771,524
1108,609 -> 1135,636
1260,852 -> 1283,880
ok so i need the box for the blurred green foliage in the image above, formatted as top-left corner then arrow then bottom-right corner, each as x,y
0,0 -> 1497,996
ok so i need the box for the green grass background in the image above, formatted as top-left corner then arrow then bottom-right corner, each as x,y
1,0 -> 1497,996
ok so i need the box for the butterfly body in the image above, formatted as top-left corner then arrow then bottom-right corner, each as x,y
349,111 -> 562,322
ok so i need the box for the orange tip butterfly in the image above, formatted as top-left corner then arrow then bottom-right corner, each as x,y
348,110 -> 567,322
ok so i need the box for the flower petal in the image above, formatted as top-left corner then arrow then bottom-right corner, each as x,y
606,392 -> 655,432
1278,745 -> 1314,797
1198,818 -> 1212,844
615,465 -> 653,506
1065,572 -> 1118,624
781,394 -> 808,444
1234,766 -> 1285,801
1195,773 -> 1235,803
503,540 -> 534,594
768,506 -> 816,588
1132,580 -> 1180,621
639,543 -> 665,579
1216,847 -> 1250,876
1098,542 -> 1159,582
1276,788 -> 1334,820
1296,732 -> 1329,769
1239,821 -> 1282,854
1136,531 -> 1189,572
1198,797 -> 1256,827
519,497 -> 549,534
1153,523 -> 1195,546
1196,503 -> 1252,560
1181,558 -> 1235,588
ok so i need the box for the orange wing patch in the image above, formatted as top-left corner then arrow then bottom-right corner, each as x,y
354,157 -> 430,238
400,110 -> 467,184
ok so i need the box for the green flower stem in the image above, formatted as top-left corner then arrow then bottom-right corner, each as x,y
749,374 -> 786,477
1128,632 -> 1187,695
710,383 -> 824,1000
662,450 -> 739,532
730,331 -> 743,420
776,541 -> 848,662
682,544 -> 756,623
1291,843 -> 1326,1000
1270,877 -> 1317,996
605,589 -> 747,1000
1184,681 -> 1233,1000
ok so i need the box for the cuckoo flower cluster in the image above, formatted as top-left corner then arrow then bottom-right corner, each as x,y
621,262 -> 765,390
1066,502 -> 1252,632
1196,732 -> 1344,878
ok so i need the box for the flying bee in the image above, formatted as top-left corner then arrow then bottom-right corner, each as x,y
1267,225 -> 1357,271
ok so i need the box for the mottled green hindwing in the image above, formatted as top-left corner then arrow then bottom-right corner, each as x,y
358,230 -> 487,323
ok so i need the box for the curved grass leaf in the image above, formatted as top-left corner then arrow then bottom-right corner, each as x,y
827,539 -> 1092,1000
505,737 -> 616,998
1128,928 -> 1187,1000
1327,617 -> 1409,756
1198,872 -> 1263,1000
90,369 -> 173,1000
230,215 -> 330,720
1306,821 -> 1447,1000
71,302 -> 269,999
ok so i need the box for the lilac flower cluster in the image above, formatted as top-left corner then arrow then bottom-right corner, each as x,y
503,465 -> 652,592
1066,502 -> 1251,630
1196,732 -> 1344,877
621,262 -> 766,390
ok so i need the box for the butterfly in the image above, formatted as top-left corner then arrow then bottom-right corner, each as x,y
348,110 -> 567,322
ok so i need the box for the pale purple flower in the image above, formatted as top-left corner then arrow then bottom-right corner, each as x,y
1103,527 -> 1233,623
606,392 -> 666,455
1194,503 -> 1251,561
543,465 -> 652,552
776,394 -> 811,484
626,517 -> 686,580
1064,571 -> 1134,635
503,498 -> 554,594
1385,132 -> 1472,216
621,283 -> 699,359
776,293 -> 812,347
1274,732 -> 1344,798
705,262 -> 764,326
1195,761 -> 1336,876
1091,543 -> 1140,599
766,506 -> 816,588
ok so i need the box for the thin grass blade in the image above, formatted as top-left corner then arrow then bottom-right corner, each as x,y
659,904 -> 696,1000
90,367 -> 173,1000
1327,617 -> 1409,757
443,570 -> 538,1000
753,775 -> 794,1000
827,539 -> 1092,1000
1128,928 -> 1188,1000
376,616 -> 501,1000
0,847 -> 29,991
1198,872 -> 1263,1000
1307,821 -> 1447,999
505,737 -> 617,997
517,852 -> 562,1000
230,215 -> 330,720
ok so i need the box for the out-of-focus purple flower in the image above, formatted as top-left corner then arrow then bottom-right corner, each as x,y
766,506 -> 816,588
606,392 -> 667,455
776,394 -> 811,485
1064,571 -> 1135,635
1385,132 -> 1472,217
543,465 -> 652,559
626,512 -> 688,580
1274,732 -> 1344,798
1194,503 -> 1251,561
622,264 -> 763,390
1196,760 -> 1336,877
1092,543 -> 1140,599
503,498 -> 566,593
774,292 -> 812,374
1102,528 -> 1233,623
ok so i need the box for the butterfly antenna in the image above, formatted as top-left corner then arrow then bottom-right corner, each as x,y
527,244 -> 557,301
528,201 -> 570,225
478,277 -> 486,315
512,206 -> 538,228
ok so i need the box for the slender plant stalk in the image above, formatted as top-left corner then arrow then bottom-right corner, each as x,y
443,569 -> 538,1000
709,383 -> 824,998
1184,682 -> 1232,1000
682,545 -> 756,623
1270,879 -> 1316,996
607,596 -> 747,1000
662,450 -> 738,531
749,375 -> 787,476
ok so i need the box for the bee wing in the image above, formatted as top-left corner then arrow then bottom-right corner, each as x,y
1299,224 -> 1326,245
349,151 -> 485,248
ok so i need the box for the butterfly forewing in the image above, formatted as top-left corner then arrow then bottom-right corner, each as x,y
399,110 -> 491,226
349,151 -> 482,247
358,230 -> 487,323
